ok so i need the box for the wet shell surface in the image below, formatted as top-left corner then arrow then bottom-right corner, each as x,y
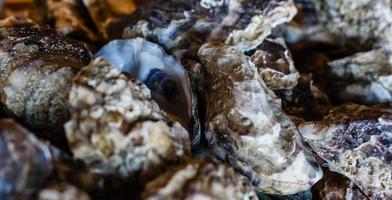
0,17 -> 91,146
299,104 -> 392,199
123,0 -> 297,60
198,42 -> 322,195
0,119 -> 53,200
65,57 -> 190,181
142,160 -> 258,200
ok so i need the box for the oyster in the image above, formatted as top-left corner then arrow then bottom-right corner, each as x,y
0,119 -> 53,200
313,170 -> 368,200
29,0 -> 98,42
95,38 -> 192,127
299,104 -> 392,199
0,17 -> 91,148
123,0 -> 297,60
198,42 -> 322,195
38,184 -> 91,200
142,160 -> 258,200
251,37 -> 300,90
65,58 -> 190,182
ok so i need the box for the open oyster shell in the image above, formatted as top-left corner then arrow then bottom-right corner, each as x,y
0,119 -> 54,200
299,104 -> 392,199
65,57 -> 190,182
0,17 -> 91,148
142,160 -> 258,200
123,0 -> 297,60
198,42 -> 322,195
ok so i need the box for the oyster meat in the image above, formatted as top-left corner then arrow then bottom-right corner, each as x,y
0,17 -> 91,147
299,104 -> 392,199
142,160 -> 258,200
65,58 -> 190,182
0,119 -> 54,200
198,42 -> 322,195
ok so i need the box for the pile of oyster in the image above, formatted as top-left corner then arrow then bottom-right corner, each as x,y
1,0 -> 391,199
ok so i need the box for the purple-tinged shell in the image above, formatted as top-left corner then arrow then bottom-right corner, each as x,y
299,104 -> 392,199
198,42 -> 322,195
123,0 -> 297,60
0,119 -> 53,200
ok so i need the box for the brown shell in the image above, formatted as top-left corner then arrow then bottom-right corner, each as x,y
0,17 -> 91,147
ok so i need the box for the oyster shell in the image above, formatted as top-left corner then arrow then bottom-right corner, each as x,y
29,0 -> 98,42
123,0 -> 297,60
95,38 -> 192,129
251,37 -> 300,90
142,160 -> 258,200
313,170 -> 368,200
299,104 -> 392,199
65,57 -> 190,182
0,17 -> 91,148
0,119 -> 53,200
38,184 -> 91,200
198,42 -> 322,195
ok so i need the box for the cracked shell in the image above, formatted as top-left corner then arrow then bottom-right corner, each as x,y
198,42 -> 322,195
142,160 -> 258,200
299,104 -> 392,199
65,57 -> 190,182
0,119 -> 54,200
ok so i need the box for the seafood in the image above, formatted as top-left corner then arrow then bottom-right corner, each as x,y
0,17 -> 91,147
95,38 -> 201,146
123,0 -> 297,60
299,104 -> 392,199
142,160 -> 258,200
65,58 -> 190,182
0,119 -> 54,200
38,184 -> 91,200
198,42 -> 322,195
251,37 -> 299,90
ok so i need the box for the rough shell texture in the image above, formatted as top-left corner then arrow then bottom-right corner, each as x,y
313,170 -> 368,200
95,38 -> 193,129
251,37 -> 299,90
314,0 -> 392,50
123,0 -> 297,60
299,104 -> 392,199
38,184 -> 91,200
198,42 -> 322,195
29,0 -> 98,42
142,160 -> 258,200
0,17 -> 91,146
326,49 -> 392,104
65,58 -> 190,181
0,119 -> 53,200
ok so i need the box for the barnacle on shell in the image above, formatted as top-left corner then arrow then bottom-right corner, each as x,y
142,160 -> 258,200
299,104 -> 392,199
0,17 -> 91,147
198,42 -> 322,195
0,119 -> 54,200
65,57 -> 190,182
